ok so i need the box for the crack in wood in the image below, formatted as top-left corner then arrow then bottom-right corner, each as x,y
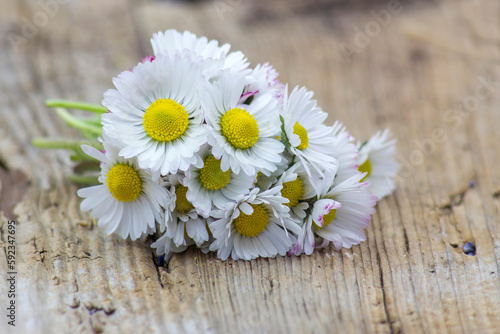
377,252 -> 395,334
152,251 -> 165,289
402,227 -> 410,255
49,253 -> 103,261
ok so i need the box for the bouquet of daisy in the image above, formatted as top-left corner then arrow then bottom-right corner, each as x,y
35,30 -> 399,262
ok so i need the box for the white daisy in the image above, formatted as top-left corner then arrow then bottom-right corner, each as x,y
77,136 -> 169,240
203,73 -> 284,176
357,129 -> 399,199
151,29 -> 249,78
209,187 -> 301,261
163,174 -> 211,247
289,172 -> 376,256
281,85 -> 338,193
102,51 -> 208,176
184,144 -> 255,216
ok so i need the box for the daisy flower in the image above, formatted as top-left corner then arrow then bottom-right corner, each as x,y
163,174 -> 211,247
357,129 -> 399,199
203,73 -> 284,176
77,135 -> 169,240
184,144 -> 255,216
209,187 -> 301,261
151,29 -> 249,78
102,51 -> 208,176
289,172 -> 377,256
281,85 -> 338,193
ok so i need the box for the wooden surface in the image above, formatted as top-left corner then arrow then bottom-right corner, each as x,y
1,0 -> 500,333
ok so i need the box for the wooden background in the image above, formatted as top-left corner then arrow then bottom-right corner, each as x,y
1,0 -> 500,333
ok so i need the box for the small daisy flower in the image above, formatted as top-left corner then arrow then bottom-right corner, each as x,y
357,129 -> 399,199
77,136 -> 169,240
289,172 -> 376,256
184,145 -> 255,216
209,187 -> 301,261
203,73 -> 284,176
281,86 -> 338,191
102,52 -> 208,176
163,174 -> 210,247
151,29 -> 249,78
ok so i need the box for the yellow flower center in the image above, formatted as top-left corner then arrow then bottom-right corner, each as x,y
220,107 -> 259,149
106,164 -> 142,202
293,122 -> 309,150
142,98 -> 189,142
199,156 -> 231,190
281,178 -> 304,207
234,204 -> 269,237
314,209 -> 337,229
358,158 -> 372,182
175,185 -> 194,214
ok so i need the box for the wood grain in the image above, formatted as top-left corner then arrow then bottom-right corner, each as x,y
1,0 -> 499,333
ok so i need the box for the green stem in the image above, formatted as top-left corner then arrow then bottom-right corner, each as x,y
83,118 -> 103,127
46,99 -> 108,114
55,108 -> 102,136
32,138 -> 88,151
32,138 -> 100,162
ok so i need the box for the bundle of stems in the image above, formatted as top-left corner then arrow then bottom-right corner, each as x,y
32,100 -> 107,184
